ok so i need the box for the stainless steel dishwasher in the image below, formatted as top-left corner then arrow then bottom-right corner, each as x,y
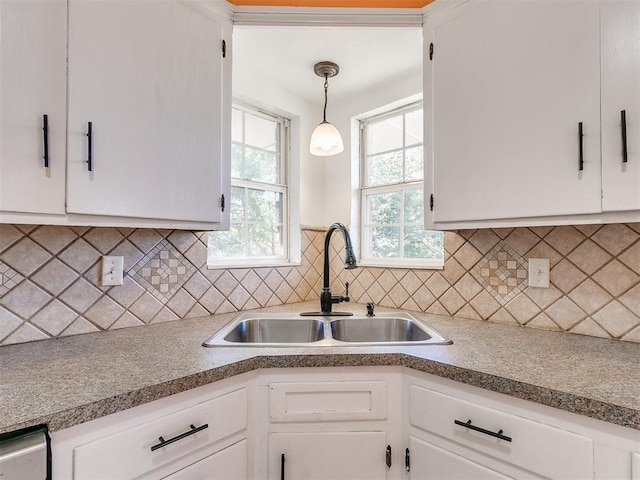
0,425 -> 50,480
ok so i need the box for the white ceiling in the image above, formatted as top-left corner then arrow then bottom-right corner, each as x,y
233,26 -> 424,106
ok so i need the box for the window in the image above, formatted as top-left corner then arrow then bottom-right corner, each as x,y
208,103 -> 289,266
360,102 -> 444,268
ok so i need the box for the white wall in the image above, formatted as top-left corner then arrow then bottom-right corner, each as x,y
321,66 -> 423,227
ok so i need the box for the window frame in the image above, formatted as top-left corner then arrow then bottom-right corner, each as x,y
208,101 -> 291,268
359,101 -> 444,269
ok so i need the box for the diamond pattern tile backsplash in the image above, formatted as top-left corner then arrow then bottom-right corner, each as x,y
1,223 -> 640,346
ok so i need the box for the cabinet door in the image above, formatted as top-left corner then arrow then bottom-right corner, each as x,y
163,439 -> 247,480
67,0 -> 225,223
409,436 -> 512,480
425,0 -> 601,225
601,0 -> 640,212
0,0 -> 66,215
269,432 -> 388,480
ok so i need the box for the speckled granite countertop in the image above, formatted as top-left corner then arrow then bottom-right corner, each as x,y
1,301 -> 639,434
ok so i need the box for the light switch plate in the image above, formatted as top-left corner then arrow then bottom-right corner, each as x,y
528,258 -> 549,288
102,256 -> 124,286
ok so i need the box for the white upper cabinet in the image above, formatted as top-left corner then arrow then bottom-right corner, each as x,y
66,0 -> 226,224
601,0 -> 640,212
0,0 -> 67,215
424,0 -> 601,228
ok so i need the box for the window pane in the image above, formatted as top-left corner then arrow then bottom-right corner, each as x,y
367,192 -> 400,225
230,186 -> 245,222
405,146 -> 423,182
231,143 -> 242,179
245,147 -> 279,183
245,112 -> 278,151
367,114 -> 403,154
367,151 -> 403,186
404,188 -> 423,224
247,189 -> 282,223
367,226 -> 400,258
248,224 -> 283,257
208,224 -> 246,258
232,107 -> 243,143
404,227 -> 444,260
405,108 -> 423,147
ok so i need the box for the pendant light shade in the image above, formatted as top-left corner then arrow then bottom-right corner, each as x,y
310,61 -> 344,157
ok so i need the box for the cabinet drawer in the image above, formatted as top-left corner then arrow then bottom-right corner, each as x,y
410,385 -> 592,479
73,388 -> 247,480
269,381 -> 387,422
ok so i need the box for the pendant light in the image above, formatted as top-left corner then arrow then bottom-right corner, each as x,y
309,61 -> 344,156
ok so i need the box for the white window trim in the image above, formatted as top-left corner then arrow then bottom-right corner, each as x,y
357,101 -> 444,270
208,101 -> 298,268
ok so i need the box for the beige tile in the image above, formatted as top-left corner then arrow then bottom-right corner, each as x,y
550,259 -> 587,293
425,273 -> 450,298
264,270 -> 284,292
110,240 -> 144,271
456,304 -> 482,321
525,241 -> 563,268
166,289 -> 197,317
592,260 -> 638,296
488,308 -> 518,325
469,290 -> 500,318
59,239 -> 101,274
619,283 -> 640,315
527,313 -> 561,331
592,301 -> 640,338
378,270 -> 398,293
400,271 -> 423,295
285,269 -> 303,290
388,284 -> 410,307
378,295 -> 395,309
230,268 -> 249,282
440,288 -> 465,315
568,279 -> 613,315
544,226 -> 586,255
229,285 -> 251,308
199,287 -> 225,313
60,317 -> 100,336
504,294 -> 540,324
567,240 -> 612,275
2,322 -> 48,345
468,229 -> 500,254
504,228 -> 539,256
364,281 -> 386,304
128,229 -> 162,252
243,297 -> 262,310
184,240 -> 207,269
150,307 -> 179,324
1,281 -> 51,318
591,224 -> 638,256
442,257 -> 465,285
454,273 -> 483,301
524,285 -> 562,309
0,262 -> 24,296
0,225 -> 24,253
400,297 -> 421,312
108,277 -> 145,308
167,230 -> 198,254
411,285 -> 436,311
529,226 -> 554,238
545,298 -> 586,330
215,271 -> 240,296
30,301 -> 76,336
59,279 -> 102,314
414,269 -> 435,283
111,312 -> 144,329
129,292 -> 163,323
240,270 -> 262,294
426,300 -> 449,316
84,297 -> 125,330
569,318 -> 611,339
574,224 -> 602,237
1,238 -> 51,276
453,242 -> 483,270
618,241 -> 640,275
217,299 -> 239,313
182,272 -> 211,300
31,259 -> 78,296
0,306 -> 23,341
185,303 -> 209,319
444,231 -> 465,255
83,228 -> 124,254
492,228 -> 514,239
29,226 -> 77,254
621,326 -> 640,343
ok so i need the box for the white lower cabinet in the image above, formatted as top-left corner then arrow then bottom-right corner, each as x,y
409,436 -> 511,480
163,439 -> 247,480
269,432 -> 388,480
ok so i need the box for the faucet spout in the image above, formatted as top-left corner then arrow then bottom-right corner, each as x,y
301,222 -> 358,317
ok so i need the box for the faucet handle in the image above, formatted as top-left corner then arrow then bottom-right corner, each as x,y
366,302 -> 375,317
343,282 -> 350,302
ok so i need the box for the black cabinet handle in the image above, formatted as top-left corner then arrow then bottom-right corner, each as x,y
578,122 -> 584,171
622,110 -> 628,163
150,423 -> 208,451
42,114 -> 49,168
454,419 -> 512,442
87,122 -> 93,172
280,453 -> 285,480
386,445 -> 392,468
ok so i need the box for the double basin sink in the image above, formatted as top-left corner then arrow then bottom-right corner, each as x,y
202,312 -> 451,347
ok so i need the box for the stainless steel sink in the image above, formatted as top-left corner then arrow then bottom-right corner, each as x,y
203,312 -> 451,347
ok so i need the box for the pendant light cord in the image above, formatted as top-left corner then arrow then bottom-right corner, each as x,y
323,76 -> 329,122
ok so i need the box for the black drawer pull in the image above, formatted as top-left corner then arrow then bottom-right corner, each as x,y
150,423 -> 208,451
578,122 -> 584,171
454,419 -> 512,442
42,114 -> 49,168
281,453 -> 285,480
87,121 -> 93,172
622,110 -> 628,163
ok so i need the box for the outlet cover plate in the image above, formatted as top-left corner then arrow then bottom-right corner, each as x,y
528,258 -> 549,288
102,256 -> 124,286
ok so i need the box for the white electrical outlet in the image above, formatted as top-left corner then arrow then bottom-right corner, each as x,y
528,258 -> 550,288
102,256 -> 124,286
